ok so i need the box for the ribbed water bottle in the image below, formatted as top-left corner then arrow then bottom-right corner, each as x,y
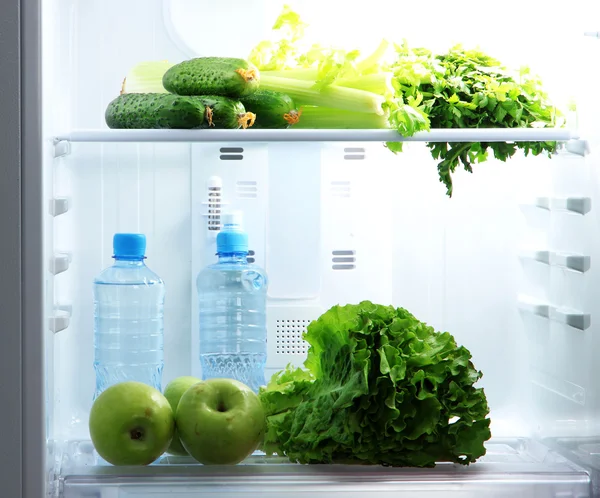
93,233 -> 165,399
196,212 -> 268,392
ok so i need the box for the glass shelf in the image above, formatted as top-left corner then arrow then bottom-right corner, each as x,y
53,128 -> 576,144
544,436 -> 600,497
57,439 -> 591,498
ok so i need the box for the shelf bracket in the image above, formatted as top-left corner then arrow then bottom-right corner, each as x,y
49,307 -> 71,334
520,249 -> 591,273
565,139 -> 589,157
533,196 -> 592,215
49,197 -> 70,217
518,296 -> 590,330
49,253 -> 72,275
53,139 -> 71,158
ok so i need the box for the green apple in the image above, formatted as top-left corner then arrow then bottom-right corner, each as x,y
89,381 -> 174,466
163,376 -> 202,456
176,378 -> 266,465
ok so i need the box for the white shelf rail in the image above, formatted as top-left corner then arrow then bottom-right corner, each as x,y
54,128 -> 576,144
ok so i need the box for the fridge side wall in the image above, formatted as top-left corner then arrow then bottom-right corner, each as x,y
0,0 -> 24,496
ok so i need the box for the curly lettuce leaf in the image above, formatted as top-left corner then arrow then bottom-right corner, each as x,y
260,301 -> 491,467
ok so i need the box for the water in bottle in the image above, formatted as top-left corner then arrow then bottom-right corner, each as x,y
197,211 -> 268,392
93,233 -> 165,399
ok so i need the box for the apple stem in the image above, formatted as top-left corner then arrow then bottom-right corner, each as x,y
217,401 -> 227,412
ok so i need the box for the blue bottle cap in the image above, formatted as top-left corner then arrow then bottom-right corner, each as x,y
113,233 -> 146,259
217,211 -> 248,254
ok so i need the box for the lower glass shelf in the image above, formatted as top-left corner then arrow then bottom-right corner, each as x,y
55,439 -> 591,498
544,436 -> 600,498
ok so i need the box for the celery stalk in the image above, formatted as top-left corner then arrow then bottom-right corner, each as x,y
295,106 -> 390,129
260,75 -> 385,115
356,39 -> 390,73
264,69 -> 393,95
121,61 -> 174,94
337,73 -> 394,95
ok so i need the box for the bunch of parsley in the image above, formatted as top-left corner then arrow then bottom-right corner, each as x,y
389,43 -> 561,195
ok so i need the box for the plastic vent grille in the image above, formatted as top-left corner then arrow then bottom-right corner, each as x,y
344,147 -> 365,160
276,319 -> 310,355
331,180 -> 351,198
220,147 -> 244,161
332,250 -> 356,270
236,180 -> 258,199
207,185 -> 222,231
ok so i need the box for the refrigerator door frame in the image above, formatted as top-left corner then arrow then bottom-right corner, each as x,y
0,0 -> 24,495
0,0 -> 45,496
22,0 -> 45,494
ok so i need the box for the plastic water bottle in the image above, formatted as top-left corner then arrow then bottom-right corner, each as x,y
93,233 -> 165,399
197,211 -> 268,392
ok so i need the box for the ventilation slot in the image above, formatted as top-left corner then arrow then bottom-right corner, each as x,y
276,319 -> 310,355
331,180 -> 351,198
344,147 -> 365,160
220,147 -> 244,161
247,250 -> 256,264
207,185 -> 222,231
332,250 -> 356,270
236,180 -> 258,199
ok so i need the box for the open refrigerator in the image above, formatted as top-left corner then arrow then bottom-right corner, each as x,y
2,0 -> 600,496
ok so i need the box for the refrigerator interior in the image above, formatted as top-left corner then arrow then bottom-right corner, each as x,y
41,0 -> 600,496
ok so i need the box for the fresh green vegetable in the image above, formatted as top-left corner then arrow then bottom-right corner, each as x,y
248,4 -> 307,72
249,6 -> 561,197
105,93 -> 206,129
240,90 -> 299,128
263,70 -> 394,95
120,61 -> 174,94
193,95 -> 255,129
260,301 -> 491,467
389,43 -> 561,195
259,74 -> 385,115
294,106 -> 389,129
337,72 -> 394,95
248,8 -> 430,156
162,57 -> 260,98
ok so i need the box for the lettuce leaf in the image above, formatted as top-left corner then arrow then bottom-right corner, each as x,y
260,301 -> 491,467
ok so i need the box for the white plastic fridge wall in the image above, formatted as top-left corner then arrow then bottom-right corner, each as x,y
42,0 -> 600,496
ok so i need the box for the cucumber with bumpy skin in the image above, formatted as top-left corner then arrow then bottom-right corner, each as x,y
105,93 -> 207,129
239,90 -> 300,129
163,57 -> 260,98
195,95 -> 255,129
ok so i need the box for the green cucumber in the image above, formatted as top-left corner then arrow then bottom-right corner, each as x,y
196,95 -> 255,129
163,57 -> 260,98
105,93 -> 207,129
239,90 -> 299,129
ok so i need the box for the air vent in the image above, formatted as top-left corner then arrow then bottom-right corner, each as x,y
332,250 -> 356,270
220,147 -> 244,161
331,180 -> 351,198
276,319 -> 310,355
207,185 -> 222,231
247,250 -> 256,264
236,180 -> 258,199
344,147 -> 365,160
